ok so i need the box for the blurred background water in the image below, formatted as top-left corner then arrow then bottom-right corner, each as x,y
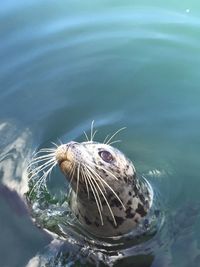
0,0 -> 200,266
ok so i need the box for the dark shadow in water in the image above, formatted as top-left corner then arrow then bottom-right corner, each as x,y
0,184 -> 51,267
0,184 -> 28,216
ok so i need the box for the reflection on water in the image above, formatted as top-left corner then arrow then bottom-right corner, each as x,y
0,121 -> 51,267
0,123 -> 31,195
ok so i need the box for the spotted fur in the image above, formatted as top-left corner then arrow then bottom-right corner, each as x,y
55,141 -> 153,237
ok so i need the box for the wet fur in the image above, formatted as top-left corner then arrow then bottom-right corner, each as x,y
28,126 -> 153,237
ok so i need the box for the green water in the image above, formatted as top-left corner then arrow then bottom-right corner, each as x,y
1,0 -> 200,266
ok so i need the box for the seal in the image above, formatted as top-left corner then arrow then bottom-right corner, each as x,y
28,125 -> 154,238
54,140 -> 153,237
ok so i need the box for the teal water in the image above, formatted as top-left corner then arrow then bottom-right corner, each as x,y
1,0 -> 200,266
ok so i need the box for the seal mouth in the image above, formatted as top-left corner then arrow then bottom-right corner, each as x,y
58,157 -> 69,167
55,142 -> 78,165
55,145 -> 67,164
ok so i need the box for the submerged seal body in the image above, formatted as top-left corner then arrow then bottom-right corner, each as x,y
55,141 -> 153,237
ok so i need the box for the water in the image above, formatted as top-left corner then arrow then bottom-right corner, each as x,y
1,0 -> 200,266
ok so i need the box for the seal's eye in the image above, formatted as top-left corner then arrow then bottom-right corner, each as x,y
99,150 -> 114,163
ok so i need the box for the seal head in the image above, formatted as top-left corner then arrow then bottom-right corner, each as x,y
55,141 -> 153,237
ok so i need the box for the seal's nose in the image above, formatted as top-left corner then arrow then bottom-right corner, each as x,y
55,144 -> 68,163
55,141 -> 79,164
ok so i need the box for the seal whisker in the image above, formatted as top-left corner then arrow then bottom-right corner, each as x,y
57,138 -> 63,145
97,166 -> 119,181
51,142 -> 59,148
33,149 -> 55,157
81,166 -> 90,199
87,160 -> 119,181
40,161 -> 57,180
32,152 -> 55,158
35,149 -> 55,154
29,156 -> 55,166
31,152 -> 55,159
86,164 -> 125,210
28,156 -> 55,169
28,162 -> 57,196
64,162 -> 77,191
108,140 -> 121,146
39,162 -> 57,188
29,158 -> 55,175
29,153 -> 55,165
33,149 -> 56,155
36,169 -> 51,192
90,120 -> 95,141
46,161 -> 57,183
92,130 -> 98,141
105,127 -> 126,145
69,162 -> 76,181
85,168 -> 103,211
64,163 -> 75,190
84,169 -> 104,225
88,168 -> 117,226
28,160 -> 56,183
29,176 -> 44,196
85,171 -> 104,225
37,176 -> 47,192
85,164 -> 107,193
75,163 -> 81,201
83,131 -> 89,142
103,134 -> 110,144
29,162 -> 55,181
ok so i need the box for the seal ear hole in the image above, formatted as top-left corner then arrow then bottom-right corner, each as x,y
98,150 -> 114,163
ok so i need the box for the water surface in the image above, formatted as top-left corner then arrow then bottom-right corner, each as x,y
0,0 -> 200,266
